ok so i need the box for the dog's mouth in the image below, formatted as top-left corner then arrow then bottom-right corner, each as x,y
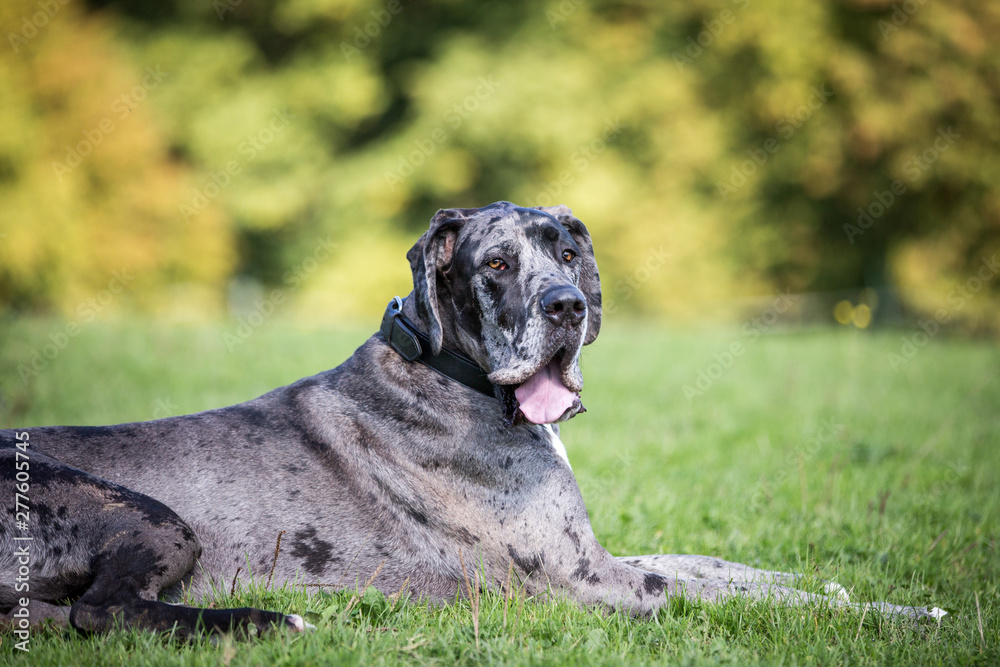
497,348 -> 584,426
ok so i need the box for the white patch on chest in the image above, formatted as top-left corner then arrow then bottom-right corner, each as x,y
543,424 -> 571,469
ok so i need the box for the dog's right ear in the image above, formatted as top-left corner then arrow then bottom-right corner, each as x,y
407,208 -> 472,354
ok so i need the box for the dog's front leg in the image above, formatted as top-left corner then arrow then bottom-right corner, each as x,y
491,473 -> 846,617
617,554 -> 807,590
611,554 -> 946,620
490,482 -> 757,616
516,539 -> 787,616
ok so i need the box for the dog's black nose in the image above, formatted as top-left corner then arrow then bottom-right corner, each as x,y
540,285 -> 587,327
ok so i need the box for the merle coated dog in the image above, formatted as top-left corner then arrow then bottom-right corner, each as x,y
1,202 -> 943,636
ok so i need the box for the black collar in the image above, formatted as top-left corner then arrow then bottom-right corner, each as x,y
379,297 -> 497,398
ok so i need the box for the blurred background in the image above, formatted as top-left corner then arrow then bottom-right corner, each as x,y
1,0 -> 999,332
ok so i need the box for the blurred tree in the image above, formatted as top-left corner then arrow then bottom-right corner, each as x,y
1,0 -> 998,330
690,0 -> 1000,330
0,0 -> 233,318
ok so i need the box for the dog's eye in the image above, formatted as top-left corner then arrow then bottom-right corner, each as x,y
562,250 -> 576,262
488,258 -> 507,270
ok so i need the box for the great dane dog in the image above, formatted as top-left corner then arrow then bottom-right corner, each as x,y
1,201 -> 942,636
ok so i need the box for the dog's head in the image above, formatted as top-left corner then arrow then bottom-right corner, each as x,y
406,201 -> 601,425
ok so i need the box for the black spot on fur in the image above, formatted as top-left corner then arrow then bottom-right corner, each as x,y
290,526 -> 335,576
454,526 -> 478,545
564,527 -> 581,552
33,501 -> 56,524
643,572 -> 667,596
507,545 -> 542,574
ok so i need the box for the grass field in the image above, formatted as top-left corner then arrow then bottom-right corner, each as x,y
1,316 -> 997,665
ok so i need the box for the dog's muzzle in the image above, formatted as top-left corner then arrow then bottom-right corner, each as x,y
497,284 -> 588,426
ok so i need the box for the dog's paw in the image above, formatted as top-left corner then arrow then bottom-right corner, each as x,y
925,607 -> 948,621
284,614 -> 316,632
867,601 -> 949,621
824,581 -> 850,601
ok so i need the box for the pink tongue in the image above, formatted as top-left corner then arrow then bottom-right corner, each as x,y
514,360 -> 577,424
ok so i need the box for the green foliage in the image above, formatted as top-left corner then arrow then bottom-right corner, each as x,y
1,318 -> 997,663
1,1 -> 999,327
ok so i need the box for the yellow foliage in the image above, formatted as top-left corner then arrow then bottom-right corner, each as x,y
0,0 -> 233,316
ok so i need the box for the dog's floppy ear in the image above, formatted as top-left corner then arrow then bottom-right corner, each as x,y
535,205 -> 602,345
407,208 -> 471,354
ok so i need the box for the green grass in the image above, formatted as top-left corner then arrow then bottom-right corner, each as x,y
1,316 -> 997,665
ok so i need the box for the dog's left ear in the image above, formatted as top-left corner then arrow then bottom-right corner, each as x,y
407,208 -> 472,354
536,205 -> 602,345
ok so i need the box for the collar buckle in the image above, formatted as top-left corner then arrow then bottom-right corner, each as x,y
381,297 -> 422,362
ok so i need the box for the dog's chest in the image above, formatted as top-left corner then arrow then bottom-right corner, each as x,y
541,424 -> 571,469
